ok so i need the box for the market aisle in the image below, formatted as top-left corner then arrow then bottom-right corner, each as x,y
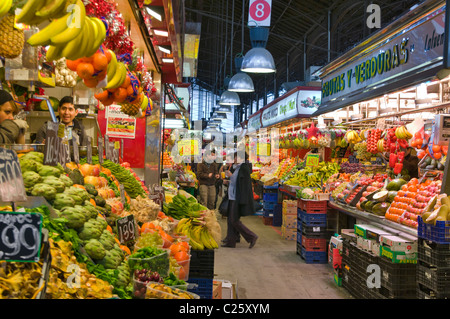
213,212 -> 353,299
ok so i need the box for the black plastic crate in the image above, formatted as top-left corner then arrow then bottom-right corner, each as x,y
417,282 -> 450,299
189,249 -> 215,279
418,238 -> 450,268
187,277 -> 213,299
299,222 -> 328,238
272,204 -> 282,227
417,262 -> 450,294
378,285 -> 416,299
379,256 -> 416,291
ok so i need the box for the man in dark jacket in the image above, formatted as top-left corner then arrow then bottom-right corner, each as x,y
222,151 -> 258,248
35,96 -> 87,146
197,149 -> 219,209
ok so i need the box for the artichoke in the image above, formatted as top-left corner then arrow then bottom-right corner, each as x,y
84,239 -> 107,260
78,218 -> 103,241
22,171 -> 42,188
31,183 -> 57,201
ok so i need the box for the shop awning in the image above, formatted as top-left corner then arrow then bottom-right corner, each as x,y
312,0 -> 446,117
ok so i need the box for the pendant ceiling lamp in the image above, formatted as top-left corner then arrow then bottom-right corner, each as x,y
219,90 -> 240,105
228,56 -> 254,92
241,27 -> 276,74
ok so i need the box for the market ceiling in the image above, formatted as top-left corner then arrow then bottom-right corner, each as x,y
184,0 -> 423,109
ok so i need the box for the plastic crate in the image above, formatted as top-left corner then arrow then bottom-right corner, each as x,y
263,209 -> 274,218
189,249 -> 214,279
263,183 -> 278,190
299,222 -> 328,238
272,204 -> 282,227
418,238 -> 450,268
418,216 -> 450,244
298,199 -> 328,214
417,262 -> 450,294
298,209 -> 327,227
416,282 -> 450,299
301,236 -> 327,251
379,256 -> 416,291
187,277 -> 213,299
263,201 -> 276,211
300,247 -> 328,264
263,192 -> 278,202
262,216 -> 273,225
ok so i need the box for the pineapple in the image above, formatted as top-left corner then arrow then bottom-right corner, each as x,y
0,14 -> 24,59
120,94 -> 142,117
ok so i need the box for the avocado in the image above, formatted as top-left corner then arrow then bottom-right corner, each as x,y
387,191 -> 398,203
364,201 -> 375,212
386,179 -> 407,191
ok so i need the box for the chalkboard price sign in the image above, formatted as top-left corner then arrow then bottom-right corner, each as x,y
44,122 -> 68,166
0,212 -> 43,262
0,147 -> 27,202
116,215 -> 137,244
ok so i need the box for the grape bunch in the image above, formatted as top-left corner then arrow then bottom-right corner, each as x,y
340,161 -> 365,173
354,142 -> 372,161
134,269 -> 164,299
135,232 -> 164,249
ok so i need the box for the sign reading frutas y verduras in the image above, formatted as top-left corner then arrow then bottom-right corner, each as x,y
0,147 -> 27,202
0,212 -> 43,262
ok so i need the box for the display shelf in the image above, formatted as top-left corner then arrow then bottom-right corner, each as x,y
328,200 -> 417,238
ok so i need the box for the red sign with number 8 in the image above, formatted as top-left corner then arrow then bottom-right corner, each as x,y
248,0 -> 271,26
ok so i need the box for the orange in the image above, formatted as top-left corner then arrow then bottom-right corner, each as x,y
101,95 -> 115,106
107,87 -> 119,93
126,85 -> 135,96
93,52 -> 109,71
433,152 -> 442,160
178,241 -> 190,251
140,222 -> 155,233
104,48 -> 112,63
174,251 -> 189,265
178,267 -> 186,280
94,90 -> 109,101
120,244 -> 131,255
66,59 -> 81,71
158,211 -> 166,219
113,87 -> 128,103
432,144 -> 442,153
77,62 -> 95,79
159,230 -> 173,243
121,74 -> 131,88
83,77 -> 99,88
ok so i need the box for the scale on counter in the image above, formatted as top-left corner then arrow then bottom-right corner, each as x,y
432,114 -> 450,145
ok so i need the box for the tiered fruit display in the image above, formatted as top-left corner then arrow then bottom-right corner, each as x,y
421,194 -> 450,225
284,161 -> 340,187
366,129 -> 383,154
385,178 -> 442,228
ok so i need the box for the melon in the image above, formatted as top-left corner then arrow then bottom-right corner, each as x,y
386,179 -> 407,191
373,190 -> 389,202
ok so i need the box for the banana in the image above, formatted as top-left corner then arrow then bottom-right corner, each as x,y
140,93 -> 149,111
60,23 -> 86,60
50,0 -> 86,44
46,44 -> 64,61
0,0 -> 12,19
86,17 -> 107,56
16,0 -> 45,25
36,0 -> 67,19
200,227 -> 214,249
82,17 -> 99,57
105,62 -> 127,89
175,218 -> 189,233
27,13 -> 74,46
106,49 -> 118,81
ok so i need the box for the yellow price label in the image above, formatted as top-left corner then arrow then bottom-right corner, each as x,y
114,141 -> 120,149
178,139 -> 199,156
305,154 -> 320,166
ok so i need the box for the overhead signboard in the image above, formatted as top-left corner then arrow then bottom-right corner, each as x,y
315,3 -> 445,116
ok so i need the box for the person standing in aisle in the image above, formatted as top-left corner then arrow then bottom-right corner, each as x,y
197,149 -> 220,210
35,96 -> 88,146
222,151 -> 258,248
0,90 -> 28,144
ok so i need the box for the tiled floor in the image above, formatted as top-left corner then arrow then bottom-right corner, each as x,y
213,213 -> 353,299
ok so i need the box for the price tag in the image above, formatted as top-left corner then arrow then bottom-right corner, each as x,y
57,124 -> 65,138
0,212 -> 43,262
116,215 -> 137,244
0,148 -> 27,202
86,137 -> 92,164
114,141 -> 120,149
12,69 -> 29,81
305,154 -> 320,167
119,184 -> 126,205
257,143 -> 271,156
44,122 -> 68,166
98,136 -> 104,164
112,148 -> 120,164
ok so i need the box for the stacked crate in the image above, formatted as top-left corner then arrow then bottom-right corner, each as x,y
296,199 -> 328,263
341,225 -> 417,299
417,216 -> 450,298
187,249 -> 215,299
262,185 -> 278,225
281,200 -> 297,240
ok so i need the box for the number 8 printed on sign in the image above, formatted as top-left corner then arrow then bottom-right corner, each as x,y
248,0 -> 272,26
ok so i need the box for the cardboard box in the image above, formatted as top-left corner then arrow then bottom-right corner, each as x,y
212,280 -> 222,299
380,235 -> 417,254
371,241 -> 381,256
220,280 -> 234,299
380,245 -> 417,264
282,214 -> 297,228
281,226 -> 296,240
354,224 -> 391,242
357,236 -> 374,252
282,200 -> 298,215
340,229 -> 357,243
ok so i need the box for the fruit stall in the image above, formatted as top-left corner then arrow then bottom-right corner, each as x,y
0,0 -> 223,300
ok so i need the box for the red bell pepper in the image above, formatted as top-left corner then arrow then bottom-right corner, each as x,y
394,162 -> 403,175
398,138 -> 408,149
389,153 -> 398,168
397,151 -> 405,163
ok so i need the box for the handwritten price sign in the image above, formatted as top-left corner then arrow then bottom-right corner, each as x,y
0,212 -> 43,262
116,215 -> 137,244
305,154 -> 320,167
44,122 -> 68,166
0,147 -> 27,202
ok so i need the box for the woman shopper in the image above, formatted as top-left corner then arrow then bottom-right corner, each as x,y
0,90 -> 27,144
222,151 -> 258,248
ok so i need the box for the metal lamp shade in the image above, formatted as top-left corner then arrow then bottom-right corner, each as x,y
219,90 -> 240,105
241,47 -> 276,73
228,72 -> 255,92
